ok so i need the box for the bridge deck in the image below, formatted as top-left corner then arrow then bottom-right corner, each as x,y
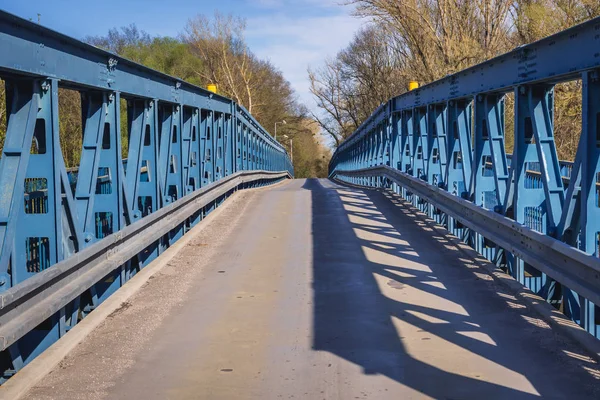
24,179 -> 599,399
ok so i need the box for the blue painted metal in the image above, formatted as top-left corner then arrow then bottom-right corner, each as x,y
330,16 -> 600,339
446,100 -> 472,198
575,70 -> 600,337
0,10 -> 292,380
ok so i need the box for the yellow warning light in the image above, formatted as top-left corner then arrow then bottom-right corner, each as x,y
207,84 -> 218,94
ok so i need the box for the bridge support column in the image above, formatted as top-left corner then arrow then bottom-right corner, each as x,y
471,94 -> 508,260
445,100 -> 472,238
576,71 -> 600,337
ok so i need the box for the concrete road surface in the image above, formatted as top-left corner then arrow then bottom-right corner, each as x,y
24,179 -> 600,399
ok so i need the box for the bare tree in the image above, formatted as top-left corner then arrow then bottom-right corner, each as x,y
183,13 -> 259,114
309,59 -> 353,146
311,0 -> 599,159
309,25 -> 406,146
350,0 -> 514,82
85,24 -> 151,54
511,0 -> 600,160
513,0 -> 600,44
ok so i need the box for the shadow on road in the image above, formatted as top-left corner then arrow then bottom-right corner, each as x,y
303,178 -> 599,399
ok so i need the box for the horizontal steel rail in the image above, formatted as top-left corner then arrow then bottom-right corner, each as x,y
0,170 -> 290,350
333,167 -> 600,307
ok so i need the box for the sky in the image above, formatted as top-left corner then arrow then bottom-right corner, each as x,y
1,0 -> 365,110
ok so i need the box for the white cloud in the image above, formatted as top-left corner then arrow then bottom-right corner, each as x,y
245,5 -> 364,111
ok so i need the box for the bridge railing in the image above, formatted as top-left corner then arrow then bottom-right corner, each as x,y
0,11 -> 292,380
330,17 -> 600,340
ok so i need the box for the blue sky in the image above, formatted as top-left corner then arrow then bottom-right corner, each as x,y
1,0 -> 365,109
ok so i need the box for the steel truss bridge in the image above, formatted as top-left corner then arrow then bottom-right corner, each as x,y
0,8 -> 600,400
330,17 -> 600,339
0,10 -> 291,382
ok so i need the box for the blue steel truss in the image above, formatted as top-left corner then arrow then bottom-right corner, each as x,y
0,11 -> 292,379
330,16 -> 600,339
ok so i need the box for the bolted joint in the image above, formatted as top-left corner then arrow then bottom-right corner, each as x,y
41,81 -> 50,92
107,57 -> 118,71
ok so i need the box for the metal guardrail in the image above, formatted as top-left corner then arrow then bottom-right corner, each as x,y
0,170 -> 290,351
330,16 -> 600,339
333,167 -> 600,307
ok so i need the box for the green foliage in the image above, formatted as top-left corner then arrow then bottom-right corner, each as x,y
292,133 -> 330,178
57,89 -> 82,168
120,37 -> 205,86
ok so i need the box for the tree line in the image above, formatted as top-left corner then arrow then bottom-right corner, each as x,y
0,13 -> 330,178
310,0 -> 600,159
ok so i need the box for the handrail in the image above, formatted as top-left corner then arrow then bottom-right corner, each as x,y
0,170 -> 290,350
333,167 -> 600,307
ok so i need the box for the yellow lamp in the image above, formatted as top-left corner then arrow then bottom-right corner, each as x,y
207,84 -> 218,94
